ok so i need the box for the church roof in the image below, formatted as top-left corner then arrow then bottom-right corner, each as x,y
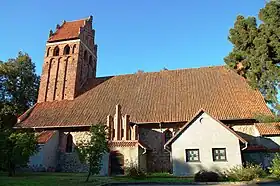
48,19 -> 86,42
16,66 -> 272,128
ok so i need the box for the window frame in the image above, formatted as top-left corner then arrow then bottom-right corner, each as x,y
185,149 -> 200,162
212,148 -> 227,162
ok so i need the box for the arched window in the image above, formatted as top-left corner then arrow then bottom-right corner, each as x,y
53,46 -> 60,56
72,44 -> 76,54
164,129 -> 173,144
89,55 -> 93,66
63,45 -> 70,55
46,47 -> 51,57
84,50 -> 88,61
65,133 -> 73,153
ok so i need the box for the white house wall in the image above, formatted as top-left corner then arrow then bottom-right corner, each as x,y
43,130 -> 59,169
171,112 -> 242,176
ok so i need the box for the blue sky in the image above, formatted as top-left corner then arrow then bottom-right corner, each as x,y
0,0 -> 266,76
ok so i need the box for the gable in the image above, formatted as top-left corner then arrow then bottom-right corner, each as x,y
17,66 -> 272,128
165,109 -> 247,150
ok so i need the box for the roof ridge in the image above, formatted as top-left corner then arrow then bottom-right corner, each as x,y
106,65 -> 226,78
64,16 -> 92,23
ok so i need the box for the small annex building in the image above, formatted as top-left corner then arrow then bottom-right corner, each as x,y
164,109 -> 247,176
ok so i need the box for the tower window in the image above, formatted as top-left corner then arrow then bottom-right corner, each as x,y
84,50 -> 88,61
66,133 -> 73,153
63,45 -> 70,55
46,47 -> 51,57
72,44 -> 76,54
53,46 -> 60,56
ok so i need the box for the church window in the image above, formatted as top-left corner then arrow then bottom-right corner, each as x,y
66,133 -> 73,153
53,46 -> 60,56
72,44 -> 76,54
46,47 -> 51,57
84,50 -> 88,61
63,45 -> 70,55
164,129 -> 173,144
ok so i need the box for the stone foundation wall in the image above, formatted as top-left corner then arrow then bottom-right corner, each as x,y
139,127 -> 172,172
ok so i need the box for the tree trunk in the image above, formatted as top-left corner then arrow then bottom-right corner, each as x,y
85,164 -> 91,182
8,161 -> 15,177
86,171 -> 91,182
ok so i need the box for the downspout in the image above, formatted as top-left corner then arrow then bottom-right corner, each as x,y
241,142 -> 248,151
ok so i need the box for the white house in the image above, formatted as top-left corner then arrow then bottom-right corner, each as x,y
164,109 -> 248,176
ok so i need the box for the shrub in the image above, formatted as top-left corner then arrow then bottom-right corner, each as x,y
125,164 -> 146,179
269,153 -> 280,178
225,164 -> 265,181
194,170 -> 221,182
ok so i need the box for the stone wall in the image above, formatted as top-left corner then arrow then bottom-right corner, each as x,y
57,131 -> 109,175
139,127 -> 172,172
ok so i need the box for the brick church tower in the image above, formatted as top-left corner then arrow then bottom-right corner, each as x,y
38,16 -> 97,102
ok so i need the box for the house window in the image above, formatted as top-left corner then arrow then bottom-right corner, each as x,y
186,149 -> 200,162
66,133 -> 73,153
212,148 -> 227,161
164,129 -> 173,143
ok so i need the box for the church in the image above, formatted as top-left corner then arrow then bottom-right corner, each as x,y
16,16 -> 280,176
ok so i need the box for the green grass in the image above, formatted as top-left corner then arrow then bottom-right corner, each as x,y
0,172 -> 194,186
0,172 -> 111,186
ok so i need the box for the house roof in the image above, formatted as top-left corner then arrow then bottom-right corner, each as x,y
255,123 -> 280,136
164,109 -> 247,149
48,19 -> 86,42
16,66 -> 272,128
37,131 -> 55,144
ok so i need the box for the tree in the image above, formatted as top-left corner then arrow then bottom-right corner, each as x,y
0,52 -> 39,176
224,0 -> 280,113
0,130 -> 37,176
76,124 -> 108,182
0,52 -> 40,117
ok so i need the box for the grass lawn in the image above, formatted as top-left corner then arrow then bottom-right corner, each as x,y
0,172 -> 193,186
0,172 -> 111,186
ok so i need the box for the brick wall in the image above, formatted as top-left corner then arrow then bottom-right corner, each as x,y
38,18 -> 97,103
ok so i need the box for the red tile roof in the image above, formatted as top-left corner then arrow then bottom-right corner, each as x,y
255,123 -> 280,136
37,131 -> 55,144
48,19 -> 86,42
17,66 -> 272,128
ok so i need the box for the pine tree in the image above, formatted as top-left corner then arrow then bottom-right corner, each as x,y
225,0 -> 280,112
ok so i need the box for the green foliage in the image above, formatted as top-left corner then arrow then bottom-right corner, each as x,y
76,124 -> 108,182
254,113 -> 280,123
125,163 -> 146,179
0,52 -> 39,128
225,164 -> 266,181
0,52 -> 39,176
0,130 -> 37,176
224,1 -> 280,112
269,153 -> 280,178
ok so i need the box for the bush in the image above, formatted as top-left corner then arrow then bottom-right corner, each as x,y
269,153 -> 280,178
194,170 -> 221,182
225,164 -> 265,181
125,164 -> 146,179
